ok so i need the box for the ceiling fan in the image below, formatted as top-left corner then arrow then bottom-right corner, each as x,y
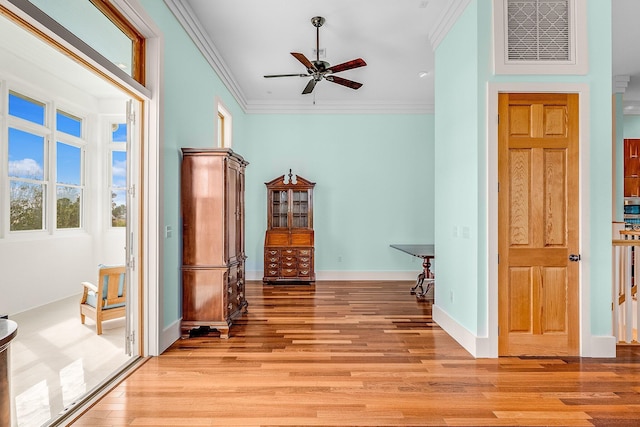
264,16 -> 367,95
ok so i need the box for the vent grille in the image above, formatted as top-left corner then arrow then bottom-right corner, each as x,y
507,0 -> 570,61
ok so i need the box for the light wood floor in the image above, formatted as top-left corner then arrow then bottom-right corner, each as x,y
70,281 -> 640,427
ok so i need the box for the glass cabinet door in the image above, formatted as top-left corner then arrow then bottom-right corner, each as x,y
291,190 -> 309,228
271,190 -> 288,228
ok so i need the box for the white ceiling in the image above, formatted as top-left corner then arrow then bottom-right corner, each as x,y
167,0 -> 470,113
2,1 -> 640,113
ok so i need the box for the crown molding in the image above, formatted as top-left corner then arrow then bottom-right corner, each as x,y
165,0 -> 450,114
429,0 -> 472,49
163,0 -> 248,108
614,75 -> 630,94
244,101 -> 434,115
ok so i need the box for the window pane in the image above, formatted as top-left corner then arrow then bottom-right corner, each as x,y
57,142 -> 81,185
112,151 -> 127,187
9,92 -> 45,125
28,0 -> 135,76
111,190 -> 126,227
8,128 -> 45,180
57,110 -> 82,137
112,123 -> 127,142
57,186 -> 81,229
10,181 -> 44,231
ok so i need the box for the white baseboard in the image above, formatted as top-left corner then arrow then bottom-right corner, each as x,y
246,270 -> 418,281
159,317 -> 181,354
588,335 -> 617,358
432,304 -> 480,357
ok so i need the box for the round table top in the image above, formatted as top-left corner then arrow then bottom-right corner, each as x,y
0,319 -> 18,351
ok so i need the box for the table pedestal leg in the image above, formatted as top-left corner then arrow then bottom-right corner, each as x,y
410,258 -> 434,298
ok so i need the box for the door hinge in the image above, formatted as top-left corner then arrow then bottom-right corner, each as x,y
128,185 -> 135,197
128,110 -> 136,125
127,257 -> 135,271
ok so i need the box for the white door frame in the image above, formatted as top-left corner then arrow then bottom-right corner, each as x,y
486,82 -> 595,357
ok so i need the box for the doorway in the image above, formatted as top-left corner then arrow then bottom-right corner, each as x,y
497,92 -> 580,356
0,10 -> 142,426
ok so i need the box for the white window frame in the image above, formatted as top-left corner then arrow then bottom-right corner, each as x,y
54,108 -> 86,231
493,0 -> 588,75
2,84 -> 89,236
216,98 -> 232,148
108,120 -> 127,229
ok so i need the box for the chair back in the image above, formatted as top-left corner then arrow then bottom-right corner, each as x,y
99,265 -> 126,309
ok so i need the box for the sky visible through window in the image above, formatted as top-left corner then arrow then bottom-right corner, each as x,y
8,92 -> 128,229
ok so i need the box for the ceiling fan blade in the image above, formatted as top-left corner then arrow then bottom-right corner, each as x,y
326,58 -> 367,74
325,75 -> 363,90
264,73 -> 308,78
302,79 -> 317,94
291,52 -> 316,71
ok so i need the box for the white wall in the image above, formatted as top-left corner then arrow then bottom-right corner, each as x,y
0,40 -> 128,316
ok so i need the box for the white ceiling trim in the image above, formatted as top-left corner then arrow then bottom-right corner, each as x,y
165,0 -> 461,114
164,0 -> 248,108
429,0 -> 472,49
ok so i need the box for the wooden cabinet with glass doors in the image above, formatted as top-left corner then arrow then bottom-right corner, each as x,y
263,170 -> 315,284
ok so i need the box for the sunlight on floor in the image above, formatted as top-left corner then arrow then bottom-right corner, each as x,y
9,294 -> 131,427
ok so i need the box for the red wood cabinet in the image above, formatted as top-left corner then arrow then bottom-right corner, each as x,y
263,170 -> 315,284
180,148 -> 248,338
625,139 -> 640,197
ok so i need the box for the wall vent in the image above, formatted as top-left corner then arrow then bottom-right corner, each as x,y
507,0 -> 570,61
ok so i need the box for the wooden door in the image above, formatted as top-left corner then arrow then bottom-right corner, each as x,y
498,93 -> 580,356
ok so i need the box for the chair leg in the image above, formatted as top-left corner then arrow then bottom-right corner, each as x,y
96,312 -> 103,335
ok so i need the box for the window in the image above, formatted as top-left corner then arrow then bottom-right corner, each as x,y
27,0 -> 145,84
217,101 -> 232,147
110,123 -> 127,227
493,0 -> 587,74
6,90 -> 86,232
8,92 -> 47,231
56,111 -> 84,229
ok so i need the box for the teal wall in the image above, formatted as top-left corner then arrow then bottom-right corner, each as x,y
434,1 -> 482,335
615,94 -> 624,221
141,1 -> 434,331
435,0 -> 613,342
624,115 -> 640,137
235,114 -> 433,275
140,0 -> 250,328
239,114 -> 434,274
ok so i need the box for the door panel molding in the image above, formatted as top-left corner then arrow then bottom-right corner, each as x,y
487,82 -> 592,357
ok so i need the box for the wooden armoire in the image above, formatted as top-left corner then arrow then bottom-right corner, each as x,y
263,170 -> 315,284
180,148 -> 248,339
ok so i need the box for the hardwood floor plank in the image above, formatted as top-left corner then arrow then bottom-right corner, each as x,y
71,281 -> 640,426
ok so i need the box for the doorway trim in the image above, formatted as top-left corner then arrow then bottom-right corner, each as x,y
487,82 -> 605,357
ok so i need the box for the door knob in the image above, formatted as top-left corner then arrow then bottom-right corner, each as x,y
569,254 -> 581,262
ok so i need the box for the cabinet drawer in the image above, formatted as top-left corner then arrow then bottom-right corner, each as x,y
281,268 -> 298,277
283,256 -> 296,262
283,261 -> 296,268
266,249 -> 279,256
298,269 -> 311,277
267,256 -> 279,263
298,249 -> 312,256
283,249 -> 296,256
266,269 -> 279,277
298,256 -> 310,263
267,263 -> 279,269
299,262 -> 310,269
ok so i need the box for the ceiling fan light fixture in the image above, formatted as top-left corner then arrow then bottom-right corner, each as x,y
263,16 -> 367,95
